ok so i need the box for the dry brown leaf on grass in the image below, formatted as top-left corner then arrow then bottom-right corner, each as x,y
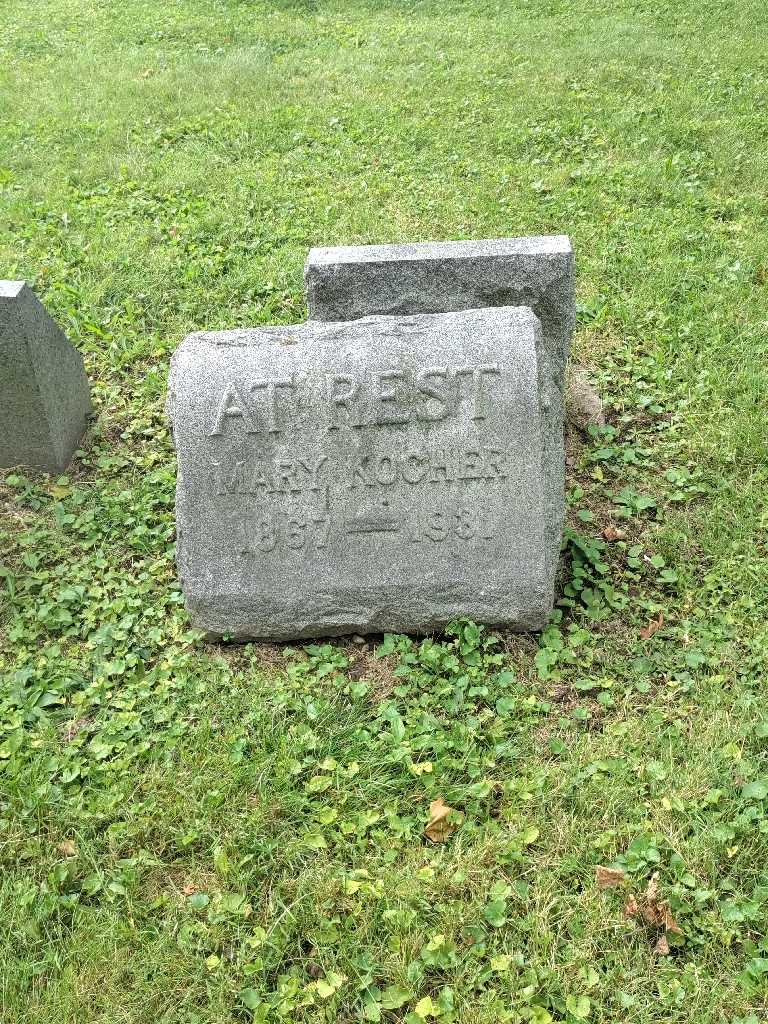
639,613 -> 665,640
641,873 -> 682,932
645,873 -> 659,906
424,798 -> 460,844
596,865 -> 626,889
662,907 -> 682,934
624,873 -> 682,951
624,893 -> 639,918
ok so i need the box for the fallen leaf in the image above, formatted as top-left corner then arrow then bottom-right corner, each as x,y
424,797 -> 458,844
602,525 -> 626,542
640,613 -> 664,640
642,874 -> 682,932
645,873 -> 659,905
57,839 -> 77,857
662,906 -> 683,934
596,865 -> 626,889
625,872 -> 682,942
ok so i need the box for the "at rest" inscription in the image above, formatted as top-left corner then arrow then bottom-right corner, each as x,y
209,364 -> 502,436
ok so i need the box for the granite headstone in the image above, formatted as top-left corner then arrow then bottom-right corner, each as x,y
0,281 -> 92,474
167,306 -> 553,639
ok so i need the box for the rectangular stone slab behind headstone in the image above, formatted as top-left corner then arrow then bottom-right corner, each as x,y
0,281 -> 92,474
167,306 -> 553,640
304,236 -> 575,585
305,235 -> 573,371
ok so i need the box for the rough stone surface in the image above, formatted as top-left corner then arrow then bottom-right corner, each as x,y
0,281 -> 92,474
567,364 -> 605,433
167,306 -> 555,640
305,235 -> 573,369
304,236 -> 575,583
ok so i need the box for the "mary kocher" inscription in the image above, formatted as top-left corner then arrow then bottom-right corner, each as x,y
209,447 -> 509,498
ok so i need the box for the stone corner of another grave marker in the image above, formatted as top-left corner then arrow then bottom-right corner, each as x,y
0,280 -> 92,474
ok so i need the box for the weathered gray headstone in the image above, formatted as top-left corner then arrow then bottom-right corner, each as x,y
305,236 -> 573,368
0,281 -> 92,473
168,306 -> 554,640
304,236 -> 575,587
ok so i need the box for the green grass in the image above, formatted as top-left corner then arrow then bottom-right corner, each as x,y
1,0 -> 768,1021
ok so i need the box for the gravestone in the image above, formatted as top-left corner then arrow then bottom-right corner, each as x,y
167,306 -> 554,640
0,281 -> 92,473
304,235 -> 575,586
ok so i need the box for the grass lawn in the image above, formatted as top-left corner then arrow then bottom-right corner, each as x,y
2,0 -> 768,1021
